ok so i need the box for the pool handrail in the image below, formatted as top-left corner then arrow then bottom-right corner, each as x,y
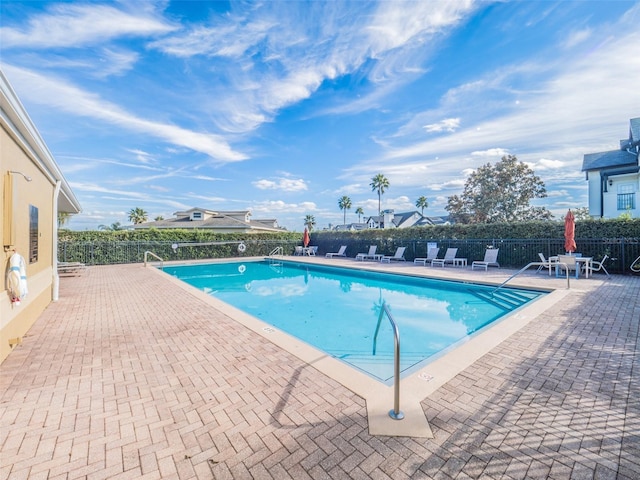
491,261 -> 570,294
373,301 -> 404,421
143,251 -> 164,268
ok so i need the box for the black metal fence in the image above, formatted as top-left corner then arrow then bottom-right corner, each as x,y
59,237 -> 640,275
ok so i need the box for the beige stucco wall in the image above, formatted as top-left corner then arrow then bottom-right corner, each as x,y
1,125 -> 56,363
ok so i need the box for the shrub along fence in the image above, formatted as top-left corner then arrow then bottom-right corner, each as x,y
58,236 -> 640,274
58,239 -> 301,265
57,219 -> 640,275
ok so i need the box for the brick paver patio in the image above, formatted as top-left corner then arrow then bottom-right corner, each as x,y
1,262 -> 638,479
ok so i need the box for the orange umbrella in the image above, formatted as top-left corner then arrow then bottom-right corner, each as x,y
564,209 -> 576,253
303,227 -> 310,248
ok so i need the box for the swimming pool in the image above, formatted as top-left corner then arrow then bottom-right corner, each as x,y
163,260 -> 545,384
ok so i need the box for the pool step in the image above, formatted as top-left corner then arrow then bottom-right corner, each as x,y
331,350 -> 428,364
471,289 -> 533,310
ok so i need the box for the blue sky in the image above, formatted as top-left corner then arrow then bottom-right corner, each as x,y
1,1 -> 639,231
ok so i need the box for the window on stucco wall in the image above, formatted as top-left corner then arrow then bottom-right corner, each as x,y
29,205 -> 38,263
617,184 -> 636,211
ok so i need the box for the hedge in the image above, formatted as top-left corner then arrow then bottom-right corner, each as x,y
58,219 -> 640,274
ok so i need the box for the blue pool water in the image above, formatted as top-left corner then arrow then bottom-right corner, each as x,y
163,260 -> 545,383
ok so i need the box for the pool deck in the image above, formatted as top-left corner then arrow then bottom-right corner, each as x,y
1,258 -> 639,479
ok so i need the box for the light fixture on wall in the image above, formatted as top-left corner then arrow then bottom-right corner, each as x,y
9,171 -> 32,182
608,179 -> 613,187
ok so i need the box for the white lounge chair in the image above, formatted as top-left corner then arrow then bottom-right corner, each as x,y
57,261 -> 88,276
536,253 -> 553,275
588,254 -> 611,278
431,248 -> 458,267
381,247 -> 406,263
555,254 -> 579,278
294,246 -> 303,256
471,248 -> 500,271
414,247 -> 440,266
355,245 -> 381,261
325,245 -> 347,258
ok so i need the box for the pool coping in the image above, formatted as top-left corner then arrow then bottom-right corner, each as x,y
149,256 -> 568,438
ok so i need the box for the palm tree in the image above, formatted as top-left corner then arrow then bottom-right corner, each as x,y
338,196 -> 352,225
304,214 -> 316,231
98,222 -> 123,231
416,196 -> 429,215
154,215 -> 164,221
355,207 -> 364,223
370,173 -> 390,216
128,207 -> 148,225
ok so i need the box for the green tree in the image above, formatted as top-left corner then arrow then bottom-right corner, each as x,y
355,207 -> 364,223
128,207 -> 148,225
370,173 -> 390,216
57,212 -> 71,228
338,196 -> 352,225
304,214 -> 316,231
98,222 -> 123,231
445,155 -> 550,223
154,215 -> 164,221
572,207 -> 589,221
415,196 -> 429,215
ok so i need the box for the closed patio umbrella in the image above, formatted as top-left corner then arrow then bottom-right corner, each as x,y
564,209 -> 576,253
303,227 -> 310,248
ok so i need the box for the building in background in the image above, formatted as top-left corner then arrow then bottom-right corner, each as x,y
1,70 -> 81,363
134,208 -> 285,233
582,118 -> 640,218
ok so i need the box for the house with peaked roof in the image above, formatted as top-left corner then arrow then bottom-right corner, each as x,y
133,208 -> 286,233
362,210 -> 446,229
582,118 -> 640,219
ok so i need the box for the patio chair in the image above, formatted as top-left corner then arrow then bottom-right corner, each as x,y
588,254 -> 611,278
431,248 -> 458,267
294,246 -> 303,256
536,253 -> 553,276
381,247 -> 406,263
414,247 -> 440,266
325,245 -> 347,258
471,248 -> 500,271
57,261 -> 88,276
356,245 -> 380,261
556,254 -> 579,279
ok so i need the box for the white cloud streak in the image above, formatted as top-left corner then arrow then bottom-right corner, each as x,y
0,3 -> 176,48
253,177 -> 308,192
3,65 -> 247,163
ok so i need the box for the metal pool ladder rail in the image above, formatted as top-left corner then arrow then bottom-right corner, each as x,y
268,246 -> 284,266
373,301 -> 404,421
144,251 -> 164,268
491,261 -> 571,293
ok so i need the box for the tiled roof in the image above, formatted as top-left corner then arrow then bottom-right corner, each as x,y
581,149 -> 637,171
134,213 -> 284,231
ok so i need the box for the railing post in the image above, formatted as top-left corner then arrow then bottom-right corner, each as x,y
374,302 -> 404,420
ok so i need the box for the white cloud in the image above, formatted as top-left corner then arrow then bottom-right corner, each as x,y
562,28 -> 591,49
0,3 -> 176,48
471,148 -> 509,158
3,65 -> 247,163
250,200 -> 317,213
430,178 -> 466,192
528,158 -> 565,170
253,177 -> 308,192
424,118 -> 460,133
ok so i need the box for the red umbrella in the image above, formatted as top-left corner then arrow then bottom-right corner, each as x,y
303,227 -> 310,248
564,209 -> 576,253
